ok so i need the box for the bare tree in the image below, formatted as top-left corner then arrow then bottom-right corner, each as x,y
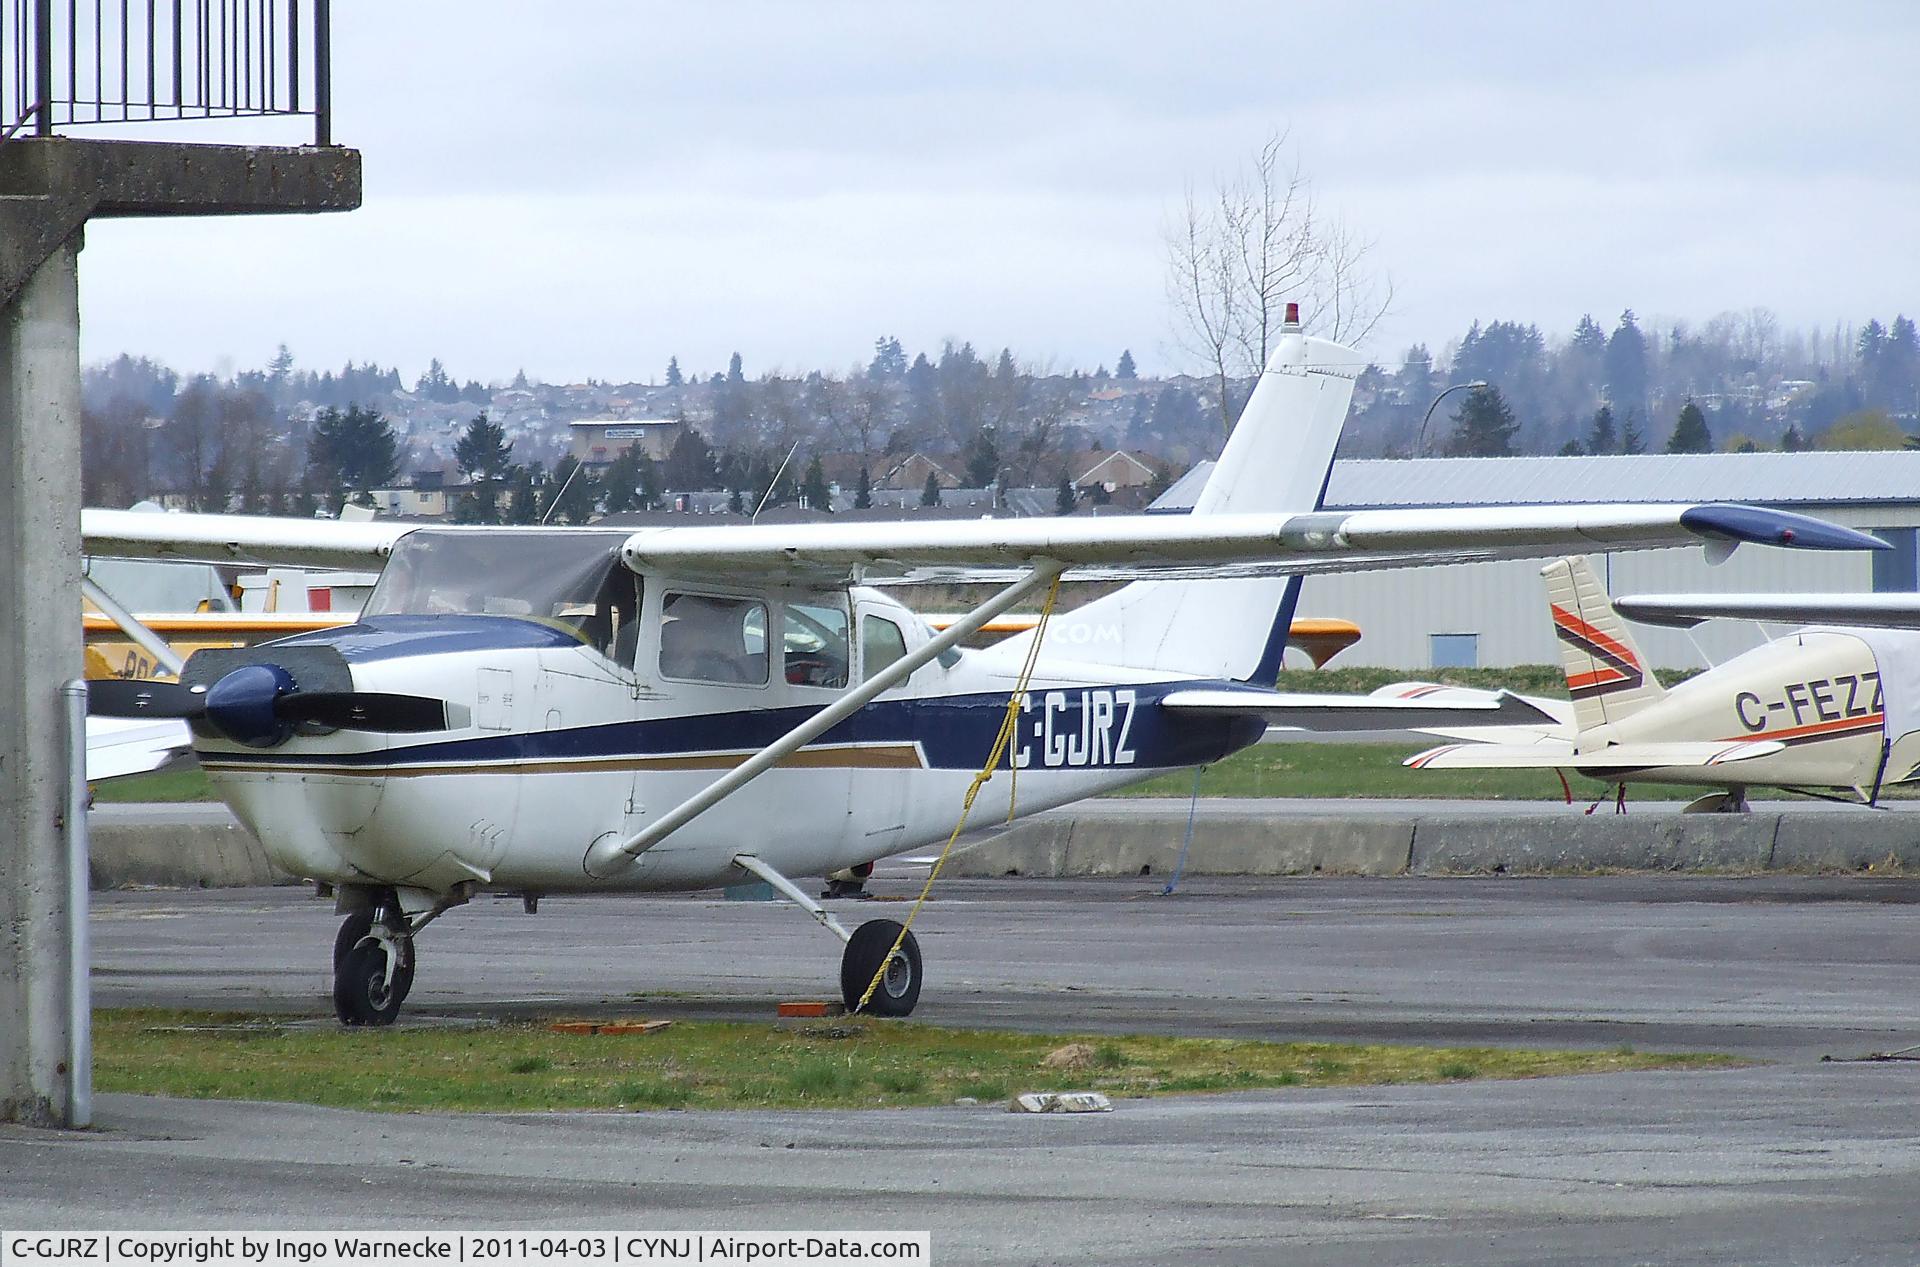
1166,130 -> 1393,432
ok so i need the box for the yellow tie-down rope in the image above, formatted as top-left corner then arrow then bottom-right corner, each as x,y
857,570 -> 1065,1013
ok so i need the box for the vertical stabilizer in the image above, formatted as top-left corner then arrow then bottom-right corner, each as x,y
986,318 -> 1360,682
1543,556 -> 1665,733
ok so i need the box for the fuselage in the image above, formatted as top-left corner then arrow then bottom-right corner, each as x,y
1594,628 -> 1911,795
186,577 -> 1263,898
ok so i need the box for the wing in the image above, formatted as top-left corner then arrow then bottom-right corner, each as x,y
81,502 -> 1882,583
86,717 -> 193,781
1405,739 -> 1786,771
1615,593 -> 1920,630
1161,686 -> 1565,733
620,504 -> 1882,585
82,508 -> 416,569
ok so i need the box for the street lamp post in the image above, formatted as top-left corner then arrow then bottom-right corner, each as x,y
1415,380 -> 1490,456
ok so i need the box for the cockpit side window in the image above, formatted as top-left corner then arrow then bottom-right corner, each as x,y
861,615 -> 909,683
785,600 -> 850,688
659,593 -> 769,685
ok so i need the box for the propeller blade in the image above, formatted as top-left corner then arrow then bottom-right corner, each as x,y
87,679 -> 208,719
278,691 -> 464,733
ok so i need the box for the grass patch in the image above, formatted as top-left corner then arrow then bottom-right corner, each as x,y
94,1008 -> 1739,1113
90,767 -> 217,803
1107,741 -> 1817,802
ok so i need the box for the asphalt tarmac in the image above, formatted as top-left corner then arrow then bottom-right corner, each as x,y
9,871 -> 1920,1264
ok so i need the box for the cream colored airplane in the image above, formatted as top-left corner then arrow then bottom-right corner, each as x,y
1405,555 -> 1915,811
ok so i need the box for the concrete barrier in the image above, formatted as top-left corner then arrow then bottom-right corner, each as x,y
1410,814 -> 1777,875
1771,814 -> 1920,871
89,802 -> 1920,889
88,819 -> 293,889
946,812 -> 1414,879
952,805 -> 1920,879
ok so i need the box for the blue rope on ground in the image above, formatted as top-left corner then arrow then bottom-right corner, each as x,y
1161,765 -> 1206,895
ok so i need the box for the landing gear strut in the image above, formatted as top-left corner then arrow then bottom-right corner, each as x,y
733,854 -> 924,1018
332,896 -> 413,1026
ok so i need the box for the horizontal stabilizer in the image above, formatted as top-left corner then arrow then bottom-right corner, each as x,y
1160,686 -> 1564,733
1405,739 -> 1786,771
85,717 -> 193,781
1616,593 -> 1920,630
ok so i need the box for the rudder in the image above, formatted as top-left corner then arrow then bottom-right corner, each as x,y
1543,555 -> 1664,732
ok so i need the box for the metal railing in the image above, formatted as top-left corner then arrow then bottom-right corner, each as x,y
1,0 -> 330,146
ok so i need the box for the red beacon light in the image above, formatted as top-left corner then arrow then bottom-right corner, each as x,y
1283,301 -> 1301,328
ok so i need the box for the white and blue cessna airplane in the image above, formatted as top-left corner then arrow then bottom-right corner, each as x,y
82,312 -> 1880,1024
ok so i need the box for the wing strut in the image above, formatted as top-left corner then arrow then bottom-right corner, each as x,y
82,574 -> 186,678
581,561 -> 1068,878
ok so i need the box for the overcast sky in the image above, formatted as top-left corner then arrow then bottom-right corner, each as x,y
74,0 -> 1920,386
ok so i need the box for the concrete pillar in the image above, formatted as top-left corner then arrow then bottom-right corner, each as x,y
0,235 -> 84,1127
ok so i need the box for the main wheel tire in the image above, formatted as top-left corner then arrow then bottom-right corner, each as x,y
332,910 -> 415,1026
840,919 -> 921,1017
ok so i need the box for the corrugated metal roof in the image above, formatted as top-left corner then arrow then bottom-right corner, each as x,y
1151,452 -> 1920,512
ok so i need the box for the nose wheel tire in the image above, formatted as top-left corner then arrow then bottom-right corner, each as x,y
840,919 -> 921,1017
332,908 -> 414,1026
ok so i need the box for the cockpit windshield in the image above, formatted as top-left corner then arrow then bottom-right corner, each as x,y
364,530 -> 635,655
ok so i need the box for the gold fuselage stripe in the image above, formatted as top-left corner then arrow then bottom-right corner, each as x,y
200,742 -> 927,779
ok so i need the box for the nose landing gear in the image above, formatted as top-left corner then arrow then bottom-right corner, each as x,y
330,883 -> 471,1026
332,899 -> 414,1026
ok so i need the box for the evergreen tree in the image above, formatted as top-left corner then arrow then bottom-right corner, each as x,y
854,464 -> 872,510
664,356 -> 683,388
1604,310 -> 1649,416
1586,405 -> 1617,454
307,404 -> 400,511
1115,349 -> 1137,381
964,427 -> 1000,487
1621,410 -> 1648,455
453,411 -> 513,524
800,454 -> 832,511
1665,400 -> 1712,453
920,471 -> 941,507
503,463 -> 539,523
663,427 -> 717,490
1881,316 -> 1919,411
727,351 -> 746,386
1569,314 -> 1606,356
1055,469 -> 1076,515
1558,439 -> 1585,456
599,444 -> 659,514
728,488 -> 745,515
510,367 -> 530,390
1783,424 -> 1808,452
1444,385 -> 1519,457
905,352 -> 939,432
543,455 -> 597,525
868,336 -> 907,379
454,412 -> 513,481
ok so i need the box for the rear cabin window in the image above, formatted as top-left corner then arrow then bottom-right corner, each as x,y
660,593 -> 769,685
785,601 -> 850,688
862,615 -> 909,683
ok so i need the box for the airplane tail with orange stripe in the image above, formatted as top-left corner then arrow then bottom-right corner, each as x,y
1543,556 -> 1665,733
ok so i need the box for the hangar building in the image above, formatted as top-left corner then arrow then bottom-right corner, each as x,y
1157,452 -> 1920,670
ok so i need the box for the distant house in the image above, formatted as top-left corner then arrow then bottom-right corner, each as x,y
367,485 -> 449,519
876,453 -> 960,492
1073,449 -> 1167,491
568,418 -> 684,469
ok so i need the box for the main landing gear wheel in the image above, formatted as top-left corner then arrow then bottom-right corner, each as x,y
840,919 -> 921,1017
332,906 -> 415,1027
